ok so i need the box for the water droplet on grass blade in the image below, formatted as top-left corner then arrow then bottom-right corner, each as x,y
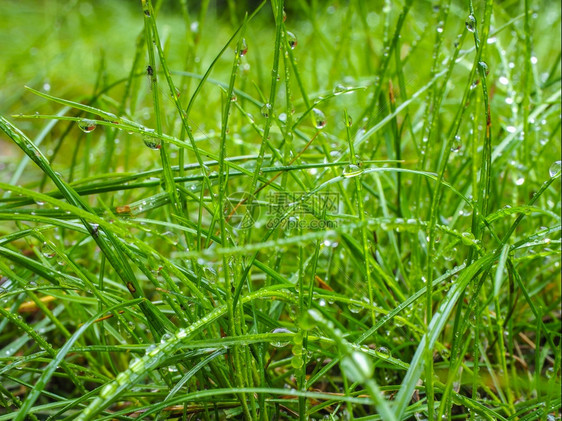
343,164 -> 363,178
478,61 -> 489,76
333,83 -> 346,95
239,38 -> 248,57
549,161 -> 561,177
312,108 -> 326,129
460,232 -> 476,245
261,103 -> 272,118
286,31 -> 297,49
376,346 -> 391,359
41,242 -> 56,259
129,357 -> 144,373
291,355 -> 304,369
143,134 -> 161,150
451,135 -> 462,152
465,14 -> 476,32
78,119 -> 97,133
271,328 -> 291,347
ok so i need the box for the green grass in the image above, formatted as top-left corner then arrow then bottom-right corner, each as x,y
0,0 -> 560,419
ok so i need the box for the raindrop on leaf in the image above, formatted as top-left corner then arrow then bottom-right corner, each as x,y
465,14 -> 476,32
286,31 -> 297,49
312,108 -> 326,129
261,103 -> 272,118
549,161 -> 561,177
343,164 -> 363,178
78,119 -> 97,133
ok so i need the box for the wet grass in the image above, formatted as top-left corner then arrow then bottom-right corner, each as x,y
0,0 -> 560,420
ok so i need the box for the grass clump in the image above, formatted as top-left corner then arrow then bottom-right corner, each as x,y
0,0 -> 560,420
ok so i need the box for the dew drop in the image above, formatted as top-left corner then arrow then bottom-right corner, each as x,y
129,357 -> 144,373
286,31 -> 297,49
349,303 -> 362,313
333,83 -> 347,95
460,232 -> 476,245
312,108 -> 326,129
143,134 -> 161,150
41,242 -> 56,259
271,328 -> 291,347
376,346 -> 391,359
344,114 -> 353,127
549,161 -> 561,177
478,61 -> 489,76
514,177 -> 525,186
451,135 -> 462,152
78,119 -> 97,133
465,14 -> 476,32
239,38 -> 248,57
291,355 -> 304,369
343,164 -> 363,178
261,103 -> 272,118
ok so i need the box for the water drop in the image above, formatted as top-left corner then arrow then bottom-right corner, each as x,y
239,38 -> 248,57
143,133 -> 161,150
549,161 -> 561,177
286,31 -> 297,49
261,103 -> 272,118
291,355 -> 304,369
343,164 -> 363,178
344,114 -> 353,127
376,346 -> 391,359
163,231 -> 179,246
312,108 -> 326,129
333,83 -> 346,95
465,14 -> 476,32
78,119 -> 97,133
342,351 -> 373,383
160,333 -> 173,344
271,328 -> 291,347
478,61 -> 489,76
451,135 -> 462,152
349,302 -> 362,313
41,242 -> 56,259
460,232 -> 476,245
514,177 -> 525,186
129,357 -> 144,373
